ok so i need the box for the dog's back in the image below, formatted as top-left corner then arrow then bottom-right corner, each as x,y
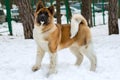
56,14 -> 91,49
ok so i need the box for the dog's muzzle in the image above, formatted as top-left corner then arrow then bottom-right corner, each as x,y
40,14 -> 46,22
37,13 -> 49,25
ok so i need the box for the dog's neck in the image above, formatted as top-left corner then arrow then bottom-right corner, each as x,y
43,24 -> 56,33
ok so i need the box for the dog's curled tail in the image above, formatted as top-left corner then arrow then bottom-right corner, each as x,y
70,14 -> 88,38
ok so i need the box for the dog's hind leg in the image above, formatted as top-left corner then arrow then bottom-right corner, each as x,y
70,47 -> 83,66
32,46 -> 45,72
84,45 -> 97,71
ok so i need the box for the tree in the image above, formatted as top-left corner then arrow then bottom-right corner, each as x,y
16,0 -> 34,39
0,0 -> 13,8
108,0 -> 119,35
118,0 -> 120,18
81,0 -> 92,27
89,0 -> 93,27
56,0 -> 61,24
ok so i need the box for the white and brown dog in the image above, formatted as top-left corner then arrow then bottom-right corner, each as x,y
32,1 -> 97,76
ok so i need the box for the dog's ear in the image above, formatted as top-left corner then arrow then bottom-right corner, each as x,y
48,5 -> 54,15
36,1 -> 44,12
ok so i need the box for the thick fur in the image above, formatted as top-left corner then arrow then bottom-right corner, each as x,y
32,2 -> 97,76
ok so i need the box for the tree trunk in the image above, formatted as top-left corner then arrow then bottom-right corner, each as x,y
16,0 -> 34,39
56,0 -> 61,24
118,0 -> 120,18
108,0 -> 119,35
81,0 -> 91,27
89,0 -> 93,27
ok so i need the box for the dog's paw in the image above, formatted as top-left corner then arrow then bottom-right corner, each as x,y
32,65 -> 40,72
46,71 -> 57,78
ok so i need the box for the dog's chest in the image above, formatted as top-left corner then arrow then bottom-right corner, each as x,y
33,27 -> 50,51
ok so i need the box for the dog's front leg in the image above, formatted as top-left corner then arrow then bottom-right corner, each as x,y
47,53 -> 57,77
32,46 -> 45,72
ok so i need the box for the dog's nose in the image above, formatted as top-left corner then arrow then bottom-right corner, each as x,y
40,14 -> 46,21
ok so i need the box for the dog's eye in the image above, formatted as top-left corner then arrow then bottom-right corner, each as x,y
38,12 -> 42,15
39,12 -> 48,16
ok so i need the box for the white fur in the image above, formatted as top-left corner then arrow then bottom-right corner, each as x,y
70,42 -> 97,71
81,43 -> 97,71
47,53 -> 57,76
32,46 -> 45,71
40,21 -> 44,25
33,25 -> 50,52
70,21 -> 97,71
70,18 -> 81,38
33,25 -> 58,76
70,14 -> 87,38
33,24 -> 57,52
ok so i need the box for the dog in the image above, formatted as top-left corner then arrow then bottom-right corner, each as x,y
32,1 -> 97,76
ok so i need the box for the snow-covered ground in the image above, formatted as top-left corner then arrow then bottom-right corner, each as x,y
0,14 -> 120,80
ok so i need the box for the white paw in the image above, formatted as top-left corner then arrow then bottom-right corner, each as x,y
32,64 -> 40,72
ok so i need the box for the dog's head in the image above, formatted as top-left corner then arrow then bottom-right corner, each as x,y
34,1 -> 54,25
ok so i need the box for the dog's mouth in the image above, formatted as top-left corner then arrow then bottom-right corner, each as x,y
40,21 -> 44,25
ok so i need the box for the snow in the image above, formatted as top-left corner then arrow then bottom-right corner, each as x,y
0,14 -> 120,80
